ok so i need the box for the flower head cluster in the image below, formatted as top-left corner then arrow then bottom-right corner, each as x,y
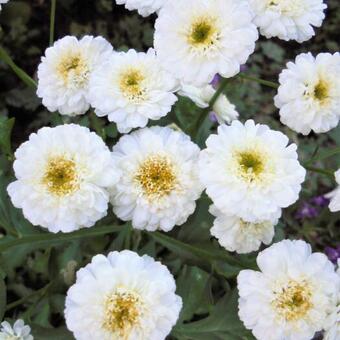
7,124 -> 118,233
65,250 -> 182,340
37,36 -> 113,116
0,319 -> 33,340
89,48 -> 178,133
115,0 -> 167,17
238,240 -> 340,340
249,0 -> 327,42
154,0 -> 258,85
111,126 -> 203,232
179,84 -> 238,124
275,53 -> 340,135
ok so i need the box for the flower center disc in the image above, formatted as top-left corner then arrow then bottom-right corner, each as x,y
119,68 -> 146,102
188,17 -> 219,50
313,79 -> 329,103
237,151 -> 265,182
43,157 -> 79,196
135,155 -> 177,198
272,280 -> 313,321
103,290 -> 142,336
58,54 -> 89,88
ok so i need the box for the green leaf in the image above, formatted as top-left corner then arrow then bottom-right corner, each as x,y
30,325 -> 73,340
0,46 -> 37,88
0,276 -> 6,320
173,289 -> 255,340
176,266 -> 211,322
0,116 -> 15,158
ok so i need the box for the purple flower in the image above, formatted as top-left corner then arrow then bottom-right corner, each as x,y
325,245 -> 340,263
210,74 -> 221,89
295,203 -> 318,219
310,195 -> 330,208
209,111 -> 218,123
240,64 -> 248,72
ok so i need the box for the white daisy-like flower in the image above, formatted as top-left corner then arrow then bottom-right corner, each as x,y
328,170 -> 340,213
275,53 -> 340,135
110,126 -> 203,232
237,239 -> 340,340
115,0 -> 167,17
249,0 -> 327,42
0,319 -> 33,340
178,83 -> 239,124
199,120 -> 306,222
7,124 -> 118,233
89,48 -> 178,133
65,250 -> 182,340
0,0 -> 10,11
209,205 -> 279,254
154,0 -> 258,85
37,35 -> 113,116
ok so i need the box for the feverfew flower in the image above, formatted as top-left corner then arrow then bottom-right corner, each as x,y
275,53 -> 340,135
178,84 -> 239,124
111,126 -> 203,232
209,205 -> 279,254
65,250 -> 182,340
249,0 -> 327,42
115,0 -> 167,17
154,0 -> 258,85
0,0 -> 9,11
0,319 -> 33,340
37,36 -> 113,116
7,124 -> 118,233
237,240 -> 340,340
89,49 -> 178,133
327,170 -> 340,213
199,120 -> 306,222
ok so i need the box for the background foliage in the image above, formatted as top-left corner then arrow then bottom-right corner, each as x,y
0,1 -> 339,339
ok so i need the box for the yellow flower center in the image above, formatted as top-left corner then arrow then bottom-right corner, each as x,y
187,16 -> 219,51
57,53 -> 89,88
272,280 -> 313,321
42,156 -> 79,196
313,79 -> 330,103
135,155 -> 177,198
103,290 -> 143,336
236,150 -> 266,183
119,68 -> 146,102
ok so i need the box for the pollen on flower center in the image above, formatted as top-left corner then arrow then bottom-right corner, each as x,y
57,53 -> 89,88
135,155 -> 177,198
313,79 -> 329,102
187,16 -> 219,50
236,150 -> 265,182
272,280 -> 313,321
103,290 -> 143,335
119,68 -> 146,102
42,156 -> 79,196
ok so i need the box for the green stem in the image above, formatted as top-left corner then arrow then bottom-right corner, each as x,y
194,77 -> 229,137
0,225 -> 122,253
304,146 -> 340,166
0,46 -> 37,88
304,165 -> 334,177
49,0 -> 57,46
238,73 -> 279,89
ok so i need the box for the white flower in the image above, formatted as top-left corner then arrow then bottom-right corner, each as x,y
328,170 -> 340,213
0,319 -> 33,340
199,120 -> 306,222
249,0 -> 327,42
209,205 -> 279,254
0,0 -> 10,11
110,126 -> 203,232
65,250 -> 182,340
237,239 -> 340,340
178,84 -> 239,124
37,35 -> 113,116
7,124 -> 118,233
89,49 -> 178,133
115,0 -> 167,16
275,53 -> 340,135
154,0 -> 258,86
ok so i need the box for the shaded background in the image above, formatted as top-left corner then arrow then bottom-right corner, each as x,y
0,1 -> 339,339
